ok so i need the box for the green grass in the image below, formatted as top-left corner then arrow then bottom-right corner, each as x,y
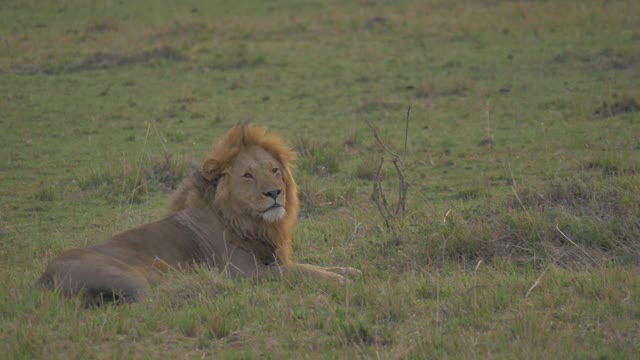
1,0 -> 639,358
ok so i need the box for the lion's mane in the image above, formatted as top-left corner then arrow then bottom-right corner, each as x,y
167,124 -> 298,265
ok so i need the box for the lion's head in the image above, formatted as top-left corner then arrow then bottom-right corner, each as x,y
168,125 -> 299,264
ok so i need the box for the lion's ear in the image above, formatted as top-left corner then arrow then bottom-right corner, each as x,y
201,158 -> 222,182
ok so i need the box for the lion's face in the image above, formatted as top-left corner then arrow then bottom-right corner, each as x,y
170,124 -> 298,263
216,145 -> 287,224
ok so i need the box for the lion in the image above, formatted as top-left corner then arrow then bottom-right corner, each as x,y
38,125 -> 360,304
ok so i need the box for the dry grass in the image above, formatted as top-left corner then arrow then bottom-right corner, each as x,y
77,152 -> 188,203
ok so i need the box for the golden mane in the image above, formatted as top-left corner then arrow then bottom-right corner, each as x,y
168,124 -> 299,265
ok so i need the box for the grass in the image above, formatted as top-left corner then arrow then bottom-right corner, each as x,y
77,151 -> 189,203
1,0 -> 639,358
295,137 -> 341,176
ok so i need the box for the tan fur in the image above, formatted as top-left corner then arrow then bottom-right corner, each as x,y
39,125 -> 359,304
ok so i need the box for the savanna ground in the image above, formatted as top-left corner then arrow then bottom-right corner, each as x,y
1,0 -> 639,358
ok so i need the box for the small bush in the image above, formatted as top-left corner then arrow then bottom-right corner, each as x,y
34,189 -> 55,202
592,96 -> 640,118
583,154 -> 638,177
143,152 -> 189,191
78,164 -> 147,203
332,308 -> 372,345
298,176 -> 355,215
355,157 -> 384,180
454,187 -> 484,201
164,130 -> 187,143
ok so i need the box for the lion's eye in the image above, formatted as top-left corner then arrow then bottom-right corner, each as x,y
243,173 -> 253,179
272,168 -> 279,174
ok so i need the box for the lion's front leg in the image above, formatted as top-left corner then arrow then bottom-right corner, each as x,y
317,266 -> 361,277
219,244 -> 359,283
272,263 -> 361,283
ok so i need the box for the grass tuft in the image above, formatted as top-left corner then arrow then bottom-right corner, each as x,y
592,96 -> 640,118
355,157 -> 384,180
295,138 -> 340,177
298,176 -> 355,215
77,152 -> 188,203
33,188 -> 55,202
441,177 -> 640,267
454,187 -> 485,201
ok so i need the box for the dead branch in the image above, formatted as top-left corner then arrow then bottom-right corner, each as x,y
404,105 -> 411,155
371,157 -> 391,229
364,108 -> 411,231
392,157 -> 408,217
365,121 -> 400,159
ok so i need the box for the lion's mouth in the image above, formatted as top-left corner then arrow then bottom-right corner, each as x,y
262,203 -> 285,223
263,203 -> 282,212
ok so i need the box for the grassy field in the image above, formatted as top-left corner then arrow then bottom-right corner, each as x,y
1,0 -> 639,358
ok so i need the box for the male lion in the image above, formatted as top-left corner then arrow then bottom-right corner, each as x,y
39,125 -> 359,304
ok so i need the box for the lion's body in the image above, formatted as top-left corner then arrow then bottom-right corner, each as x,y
39,125 -> 358,304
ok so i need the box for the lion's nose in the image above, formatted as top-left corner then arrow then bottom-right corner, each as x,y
263,189 -> 281,200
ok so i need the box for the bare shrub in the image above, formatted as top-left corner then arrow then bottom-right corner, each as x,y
364,107 -> 410,231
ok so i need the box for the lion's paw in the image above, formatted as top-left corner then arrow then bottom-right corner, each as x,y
324,267 -> 361,277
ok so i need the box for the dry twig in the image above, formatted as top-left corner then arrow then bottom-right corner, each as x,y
365,108 -> 411,230
371,157 -> 391,230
